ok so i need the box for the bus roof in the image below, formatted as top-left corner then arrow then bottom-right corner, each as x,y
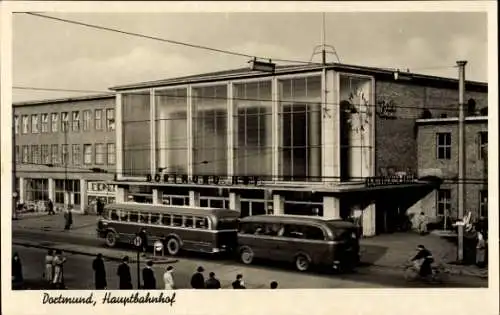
239,214 -> 356,227
104,202 -> 241,217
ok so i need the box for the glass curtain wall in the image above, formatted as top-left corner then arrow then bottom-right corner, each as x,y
155,88 -> 188,174
278,76 -> 322,182
339,75 -> 372,181
233,81 -> 273,178
192,85 -> 228,175
122,92 -> 151,177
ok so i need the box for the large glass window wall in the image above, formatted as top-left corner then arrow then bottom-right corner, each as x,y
122,93 -> 151,177
192,85 -> 228,176
155,88 -> 188,174
278,76 -> 322,182
234,81 -> 273,177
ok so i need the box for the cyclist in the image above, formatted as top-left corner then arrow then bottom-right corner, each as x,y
411,245 -> 434,277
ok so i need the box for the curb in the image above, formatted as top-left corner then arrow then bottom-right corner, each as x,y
13,240 -> 179,265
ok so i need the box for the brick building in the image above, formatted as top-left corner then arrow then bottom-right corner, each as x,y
413,116 -> 488,226
107,63 -> 487,236
13,94 -> 117,213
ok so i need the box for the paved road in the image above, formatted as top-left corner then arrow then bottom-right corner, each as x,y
12,230 -> 487,289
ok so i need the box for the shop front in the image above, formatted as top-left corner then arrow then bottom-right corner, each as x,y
87,181 -> 116,213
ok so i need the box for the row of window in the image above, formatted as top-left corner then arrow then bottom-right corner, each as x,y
437,189 -> 488,217
107,210 -> 211,230
436,131 -> 487,160
16,143 -> 115,166
239,222 -> 326,240
14,108 -> 115,135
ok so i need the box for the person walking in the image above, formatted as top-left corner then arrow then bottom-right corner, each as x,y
117,256 -> 133,290
476,232 -> 486,268
43,249 -> 54,284
52,250 -> 67,289
142,260 -> 156,290
64,207 -> 73,230
270,281 -> 278,289
47,199 -> 55,215
163,266 -> 175,290
205,272 -> 221,289
232,274 -> 246,289
190,266 -> 205,289
92,253 -> 107,290
138,228 -> 148,256
96,198 -> 104,216
12,252 -> 24,286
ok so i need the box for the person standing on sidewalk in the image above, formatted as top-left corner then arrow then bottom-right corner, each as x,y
47,199 -> 55,215
190,266 -> 205,289
43,250 -> 54,284
232,274 -> 245,289
205,272 -> 221,289
52,250 -> 67,289
138,228 -> 148,256
12,252 -> 24,286
476,232 -> 486,268
92,253 -> 107,290
64,207 -> 73,230
117,256 -> 133,290
142,260 -> 156,290
163,266 -> 175,290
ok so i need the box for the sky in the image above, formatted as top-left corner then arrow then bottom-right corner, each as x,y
12,11 -> 488,103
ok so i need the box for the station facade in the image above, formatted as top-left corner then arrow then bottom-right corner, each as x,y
109,63 -> 488,236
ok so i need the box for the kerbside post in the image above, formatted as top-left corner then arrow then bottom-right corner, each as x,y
457,60 -> 467,262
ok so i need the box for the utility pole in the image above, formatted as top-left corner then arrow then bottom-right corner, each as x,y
457,60 -> 467,262
321,12 -> 326,65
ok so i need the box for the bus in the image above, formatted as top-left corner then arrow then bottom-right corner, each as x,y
237,215 -> 360,272
97,203 -> 241,255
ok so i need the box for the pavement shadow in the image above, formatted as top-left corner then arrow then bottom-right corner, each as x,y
359,244 -> 388,266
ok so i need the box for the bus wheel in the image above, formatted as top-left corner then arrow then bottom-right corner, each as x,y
295,254 -> 310,272
166,238 -> 180,256
240,247 -> 254,265
105,231 -> 117,247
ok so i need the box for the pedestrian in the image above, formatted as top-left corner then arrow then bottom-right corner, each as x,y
270,281 -> 278,289
47,199 -> 55,215
231,274 -> 245,289
97,198 -> 104,216
43,249 -> 54,284
476,232 -> 486,268
92,253 -> 107,290
417,212 -> 428,235
205,272 -> 221,289
138,228 -> 148,256
12,252 -> 23,285
117,256 -> 133,290
163,266 -> 175,290
52,250 -> 67,289
142,260 -> 156,289
64,207 -> 73,230
190,266 -> 205,289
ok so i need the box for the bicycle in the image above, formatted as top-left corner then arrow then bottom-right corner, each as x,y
403,261 -> 450,284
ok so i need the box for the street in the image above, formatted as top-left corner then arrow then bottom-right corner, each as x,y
12,229 -> 487,290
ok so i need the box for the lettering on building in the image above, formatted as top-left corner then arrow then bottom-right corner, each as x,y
145,174 -> 260,186
365,174 -> 416,187
377,99 -> 397,119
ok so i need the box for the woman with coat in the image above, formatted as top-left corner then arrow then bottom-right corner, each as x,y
43,250 -> 54,284
92,253 -> 107,289
163,266 -> 175,290
476,232 -> 486,268
52,250 -> 67,289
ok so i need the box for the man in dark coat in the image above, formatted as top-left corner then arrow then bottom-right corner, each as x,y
232,274 -> 245,289
96,198 -> 104,216
47,199 -> 55,215
142,260 -> 156,289
117,256 -> 133,290
205,272 -> 221,289
138,228 -> 148,256
190,266 -> 205,289
12,252 -> 23,286
92,253 -> 107,289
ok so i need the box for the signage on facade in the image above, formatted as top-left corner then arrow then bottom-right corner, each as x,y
145,174 -> 260,186
377,99 -> 397,119
88,182 -> 116,194
365,174 -> 416,187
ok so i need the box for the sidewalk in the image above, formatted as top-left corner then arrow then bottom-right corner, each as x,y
360,232 -> 488,278
12,213 -> 488,279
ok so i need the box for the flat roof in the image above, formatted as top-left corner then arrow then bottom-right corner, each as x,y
13,93 -> 115,107
110,62 -> 488,92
